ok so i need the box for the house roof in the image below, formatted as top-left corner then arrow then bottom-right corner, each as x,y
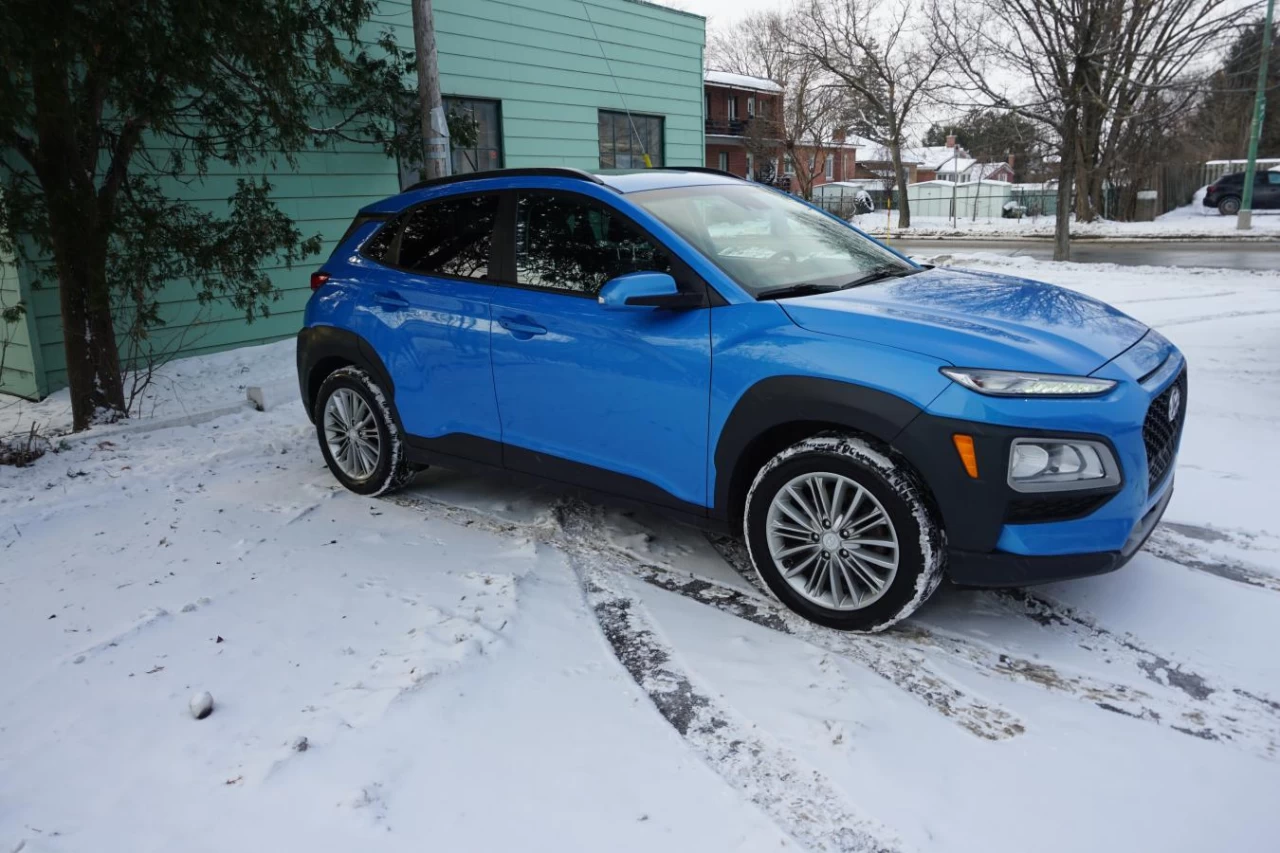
936,157 -> 977,175
969,162 -> 1013,180
704,70 -> 783,93
848,136 -> 970,169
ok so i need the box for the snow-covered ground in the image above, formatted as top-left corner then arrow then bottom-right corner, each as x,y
852,187 -> 1280,239
3,256 -> 1280,853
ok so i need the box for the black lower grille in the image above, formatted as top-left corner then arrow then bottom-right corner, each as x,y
1143,371 -> 1187,492
1006,493 -> 1113,524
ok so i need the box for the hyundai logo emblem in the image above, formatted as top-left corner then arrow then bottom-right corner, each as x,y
1168,386 -> 1181,423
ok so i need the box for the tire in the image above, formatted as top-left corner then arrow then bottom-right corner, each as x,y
743,434 -> 945,632
1217,196 -> 1240,216
314,366 -> 414,496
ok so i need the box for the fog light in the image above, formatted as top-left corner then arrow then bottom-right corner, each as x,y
1007,439 -> 1120,493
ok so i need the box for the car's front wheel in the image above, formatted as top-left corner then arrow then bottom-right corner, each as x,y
314,366 -> 414,496
1217,195 -> 1241,216
744,434 -> 945,632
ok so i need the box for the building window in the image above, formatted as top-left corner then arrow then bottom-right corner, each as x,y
747,95 -> 755,117
718,151 -> 728,172
727,96 -> 738,121
784,153 -> 794,174
444,97 -> 503,175
598,110 -> 664,169
515,192 -> 671,295
746,152 -> 754,180
825,155 -> 834,180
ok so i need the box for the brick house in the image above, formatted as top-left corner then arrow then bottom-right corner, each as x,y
703,71 -> 784,181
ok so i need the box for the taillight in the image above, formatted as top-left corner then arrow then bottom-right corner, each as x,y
1207,184 -> 1221,194
310,271 -> 330,291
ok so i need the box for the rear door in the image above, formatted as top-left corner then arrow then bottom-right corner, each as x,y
487,189 -> 713,511
1260,172 -> 1280,210
351,192 -> 503,459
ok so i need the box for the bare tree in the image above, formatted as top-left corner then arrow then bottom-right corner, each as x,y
937,0 -> 1255,259
792,0 -> 951,227
709,10 -> 846,199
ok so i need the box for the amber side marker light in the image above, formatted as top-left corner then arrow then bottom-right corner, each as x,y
952,434 -> 979,478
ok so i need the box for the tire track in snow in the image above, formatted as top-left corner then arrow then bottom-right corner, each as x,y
1143,526 -> 1280,594
389,492 -> 1024,742
579,563 -> 906,853
708,533 -> 1280,760
974,589 -> 1280,758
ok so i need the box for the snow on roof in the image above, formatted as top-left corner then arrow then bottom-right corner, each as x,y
935,158 -> 977,174
1204,157 -> 1280,166
704,70 -> 783,93
970,162 -> 1013,179
851,140 -> 971,168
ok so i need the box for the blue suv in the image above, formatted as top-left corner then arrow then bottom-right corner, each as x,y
298,167 -> 1186,632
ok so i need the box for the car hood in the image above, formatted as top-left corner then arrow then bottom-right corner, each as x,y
779,267 -> 1148,375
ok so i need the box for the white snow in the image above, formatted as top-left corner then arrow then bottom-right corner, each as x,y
4,256 -> 1280,852
704,70 -> 783,93
850,187 -> 1280,238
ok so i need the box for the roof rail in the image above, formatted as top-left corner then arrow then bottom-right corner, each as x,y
404,167 -> 605,193
651,166 -> 744,179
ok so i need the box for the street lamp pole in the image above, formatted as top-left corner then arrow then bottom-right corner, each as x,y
1238,0 -> 1276,230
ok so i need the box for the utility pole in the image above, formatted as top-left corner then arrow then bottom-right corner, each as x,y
411,0 -> 451,180
1238,0 -> 1275,230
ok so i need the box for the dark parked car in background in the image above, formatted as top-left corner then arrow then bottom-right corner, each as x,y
1204,170 -> 1280,215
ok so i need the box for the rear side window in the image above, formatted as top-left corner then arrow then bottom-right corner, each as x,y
360,214 -> 401,262
397,194 -> 499,278
514,192 -> 670,295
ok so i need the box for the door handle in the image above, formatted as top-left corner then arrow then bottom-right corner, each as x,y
497,315 -> 547,338
374,290 -> 409,309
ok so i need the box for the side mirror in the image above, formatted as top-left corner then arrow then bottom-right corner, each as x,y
598,271 -> 706,310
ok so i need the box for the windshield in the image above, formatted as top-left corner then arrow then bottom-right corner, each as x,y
629,183 -> 914,297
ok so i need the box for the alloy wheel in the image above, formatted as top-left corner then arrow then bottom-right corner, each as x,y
323,388 -> 381,480
764,472 -> 900,611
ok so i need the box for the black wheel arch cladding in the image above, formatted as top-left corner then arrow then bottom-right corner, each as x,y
712,376 -> 924,521
297,326 -> 397,422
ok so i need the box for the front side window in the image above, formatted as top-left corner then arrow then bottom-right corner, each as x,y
598,111 -> 664,169
1267,172 -> 1280,185
397,194 -> 499,278
444,97 -> 503,175
631,184 -> 911,297
515,193 -> 671,295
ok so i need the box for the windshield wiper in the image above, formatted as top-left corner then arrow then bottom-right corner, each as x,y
841,265 -> 920,290
755,282 -> 842,301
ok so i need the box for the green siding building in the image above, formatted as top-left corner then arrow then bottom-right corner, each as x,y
0,0 -> 705,400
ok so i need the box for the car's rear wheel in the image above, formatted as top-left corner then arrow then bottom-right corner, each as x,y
314,366 -> 413,496
1217,195 -> 1241,216
744,434 -> 944,632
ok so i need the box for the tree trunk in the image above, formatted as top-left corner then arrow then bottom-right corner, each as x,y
889,139 -> 911,229
1053,133 -> 1075,262
47,205 -> 126,430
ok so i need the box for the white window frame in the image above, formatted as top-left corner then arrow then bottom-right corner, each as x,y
824,155 -> 834,180
747,95 -> 755,117
727,95 -> 738,121
718,151 -> 728,171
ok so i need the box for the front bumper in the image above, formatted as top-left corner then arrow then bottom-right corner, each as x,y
947,480 -> 1173,586
894,338 -> 1186,587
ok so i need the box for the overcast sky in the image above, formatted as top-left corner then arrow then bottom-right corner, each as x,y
668,0 -> 784,29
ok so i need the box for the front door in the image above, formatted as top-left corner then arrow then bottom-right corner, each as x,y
488,190 -> 712,511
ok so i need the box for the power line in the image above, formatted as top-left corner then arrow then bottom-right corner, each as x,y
580,0 -> 650,167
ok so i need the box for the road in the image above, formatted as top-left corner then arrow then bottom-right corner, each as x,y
889,238 -> 1280,271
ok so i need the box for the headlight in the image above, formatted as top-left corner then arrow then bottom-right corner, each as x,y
941,368 -> 1116,397
1008,438 -> 1121,492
